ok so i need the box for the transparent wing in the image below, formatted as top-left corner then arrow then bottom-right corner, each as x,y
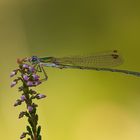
37,50 -> 140,77
54,50 -> 123,68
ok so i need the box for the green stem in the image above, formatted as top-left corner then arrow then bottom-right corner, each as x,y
23,84 -> 38,140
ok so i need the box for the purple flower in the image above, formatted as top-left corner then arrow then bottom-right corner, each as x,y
28,106 -> 33,112
32,74 -> 39,80
36,94 -> 46,99
26,81 -> 34,86
10,71 -> 16,77
11,60 -> 45,139
21,95 -> 26,101
11,81 -> 17,87
23,75 -> 29,81
29,66 -> 35,72
22,64 -> 29,69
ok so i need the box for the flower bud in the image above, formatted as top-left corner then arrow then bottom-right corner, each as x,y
34,81 -> 41,86
29,66 -> 35,72
22,64 -> 29,69
20,132 -> 27,139
26,81 -> 33,87
36,94 -> 46,99
19,111 -> 27,119
32,74 -> 39,80
14,99 -> 22,106
23,75 -> 29,81
21,95 -> 26,102
28,106 -> 33,112
10,81 -> 17,87
10,71 -> 17,77
29,89 -> 37,94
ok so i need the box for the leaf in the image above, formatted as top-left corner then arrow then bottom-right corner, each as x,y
28,118 -> 33,128
26,126 -> 33,139
37,126 -> 41,137
37,135 -> 42,140
35,114 -> 38,122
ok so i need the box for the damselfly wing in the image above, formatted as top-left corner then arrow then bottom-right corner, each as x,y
28,50 -> 140,79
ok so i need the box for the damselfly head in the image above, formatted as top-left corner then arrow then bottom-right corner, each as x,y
29,56 -> 40,64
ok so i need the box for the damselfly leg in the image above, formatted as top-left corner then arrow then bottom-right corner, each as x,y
36,64 -> 48,82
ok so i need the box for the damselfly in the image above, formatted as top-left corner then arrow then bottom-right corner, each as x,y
28,50 -> 140,81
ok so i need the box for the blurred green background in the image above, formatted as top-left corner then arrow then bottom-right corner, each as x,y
0,0 -> 140,140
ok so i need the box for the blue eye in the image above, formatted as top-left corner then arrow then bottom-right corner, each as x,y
31,56 -> 38,63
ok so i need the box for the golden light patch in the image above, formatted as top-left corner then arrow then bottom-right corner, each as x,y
72,102 -> 140,140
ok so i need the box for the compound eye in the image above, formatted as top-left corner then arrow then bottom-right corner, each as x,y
31,56 -> 38,62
